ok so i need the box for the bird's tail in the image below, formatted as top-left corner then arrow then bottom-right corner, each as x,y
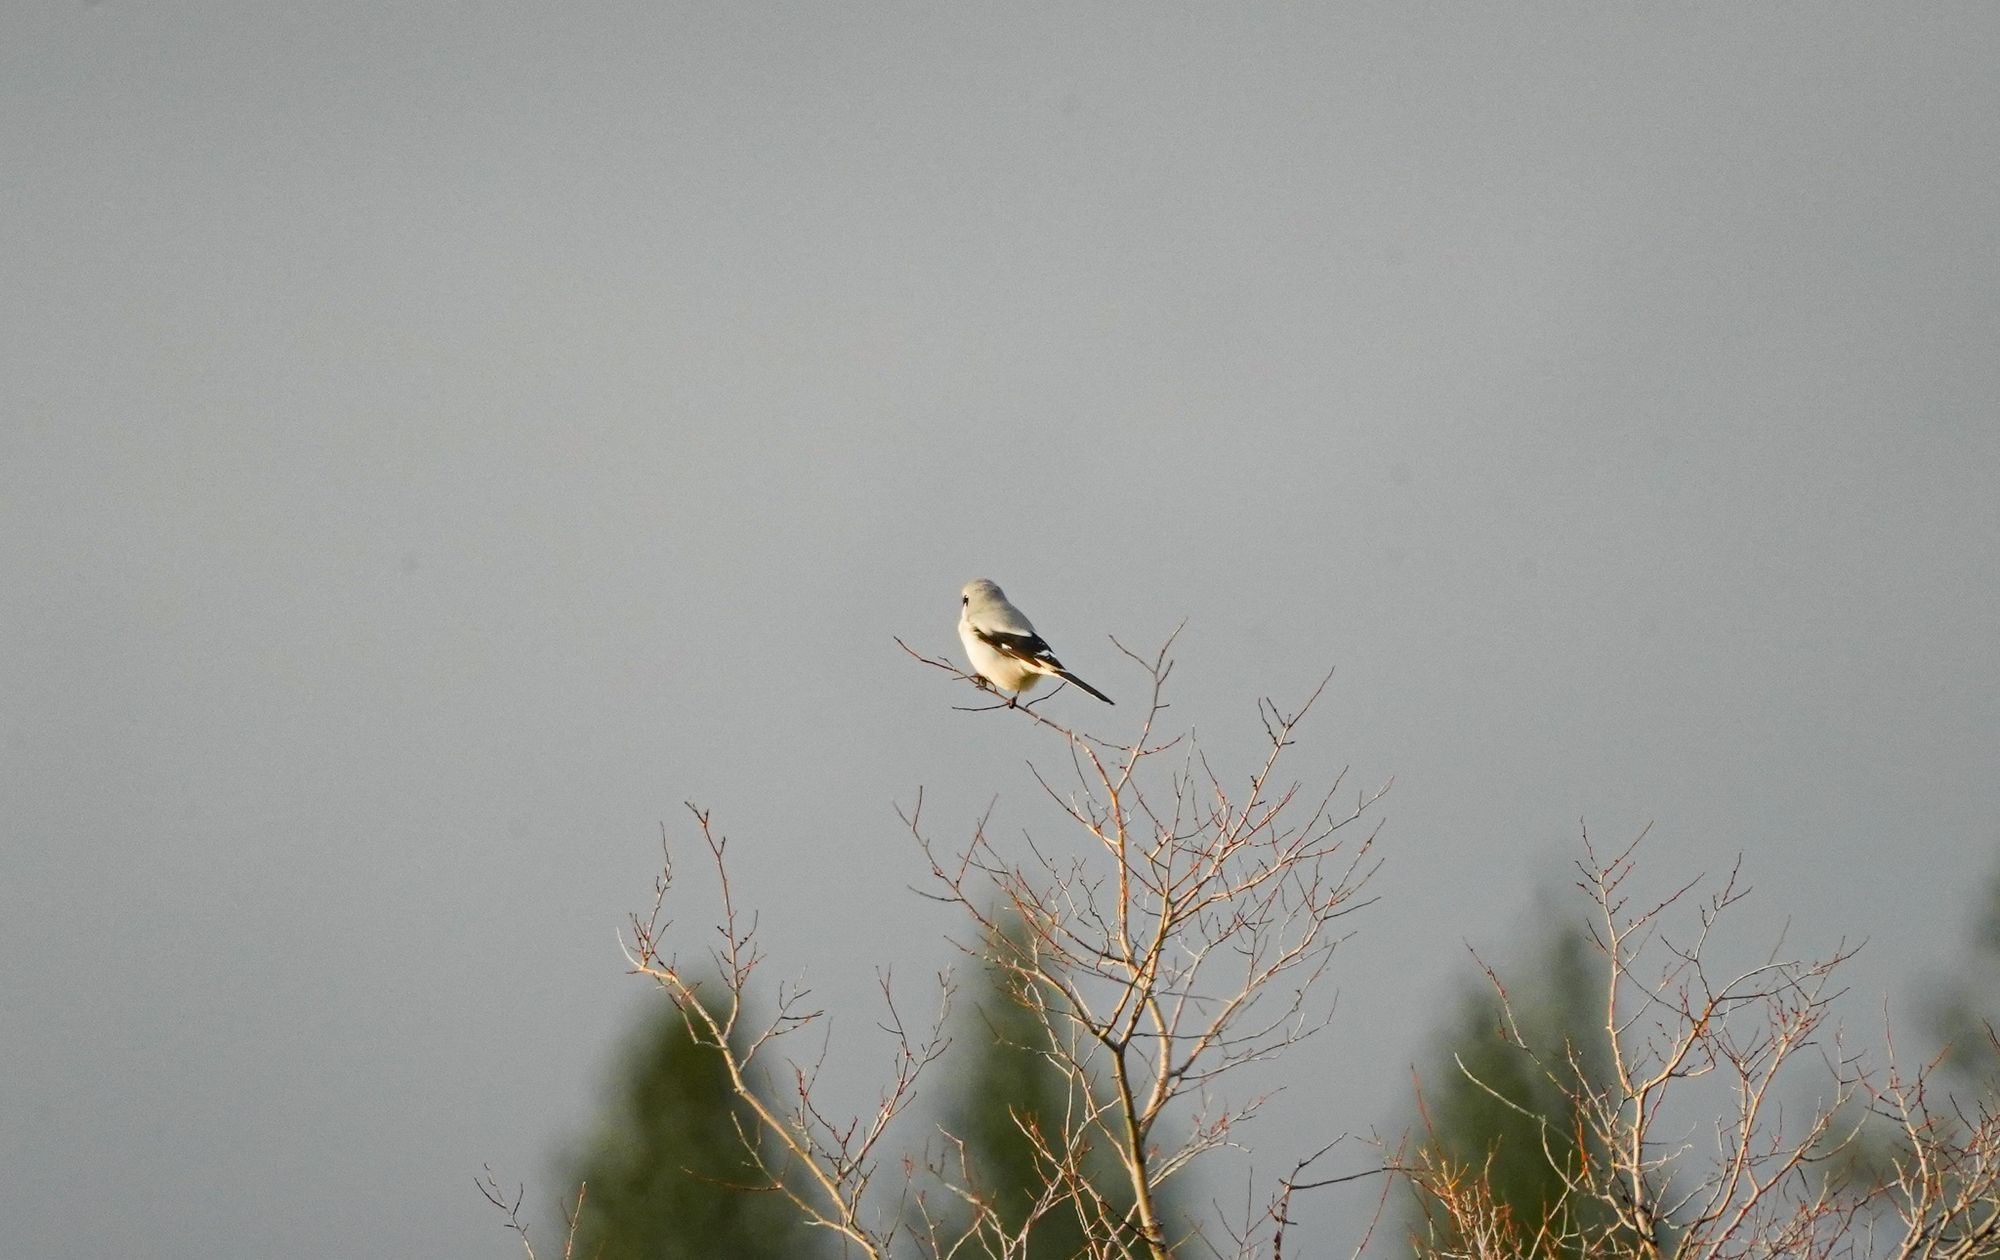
1057,670 -> 1115,705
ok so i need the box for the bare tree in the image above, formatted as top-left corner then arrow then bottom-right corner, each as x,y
544,634 -> 1394,1260
1400,828 -> 2000,1260
1861,1038 -> 2000,1258
619,809 -> 952,1259
901,632 -> 1392,1257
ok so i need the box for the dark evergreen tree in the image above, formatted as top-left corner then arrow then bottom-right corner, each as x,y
1405,915 -> 1626,1255
558,988 -> 830,1260
1930,864 -> 2000,1092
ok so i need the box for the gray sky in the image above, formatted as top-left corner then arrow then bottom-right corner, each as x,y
5,4 -> 1998,1256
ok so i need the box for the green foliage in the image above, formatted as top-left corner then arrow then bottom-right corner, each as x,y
1406,915 -> 1622,1254
558,989 -> 830,1260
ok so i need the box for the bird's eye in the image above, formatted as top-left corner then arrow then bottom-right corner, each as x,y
961,596 -> 968,605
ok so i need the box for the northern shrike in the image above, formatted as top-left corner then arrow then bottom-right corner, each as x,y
958,579 -> 1114,705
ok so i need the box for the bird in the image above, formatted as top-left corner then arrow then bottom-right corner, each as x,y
957,578 -> 1114,705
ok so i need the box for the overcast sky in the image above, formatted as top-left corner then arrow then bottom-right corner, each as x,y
5,4 -> 1998,1257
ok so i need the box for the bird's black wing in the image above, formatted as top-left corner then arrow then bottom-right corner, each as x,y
974,624 -> 1114,704
971,625 -> 1065,670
